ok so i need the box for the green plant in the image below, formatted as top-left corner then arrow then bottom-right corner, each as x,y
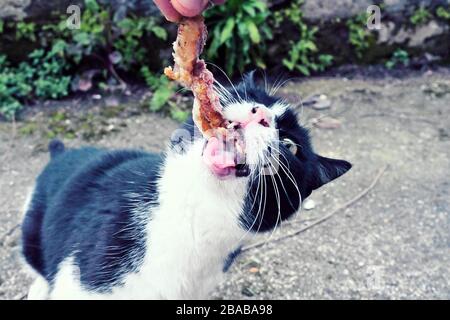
274,0 -> 333,75
15,21 -> 36,41
114,16 -> 167,69
0,40 -> 72,119
436,6 -> 450,21
206,0 -> 272,75
385,49 -> 409,69
0,53 -> 30,119
141,66 -> 175,112
347,13 -> 374,59
0,0 -> 172,119
169,104 -> 189,123
410,7 -> 432,25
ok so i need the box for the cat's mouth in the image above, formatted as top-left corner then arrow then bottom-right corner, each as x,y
202,131 -> 250,179
202,104 -> 276,179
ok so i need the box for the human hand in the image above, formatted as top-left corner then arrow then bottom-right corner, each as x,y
154,0 -> 226,22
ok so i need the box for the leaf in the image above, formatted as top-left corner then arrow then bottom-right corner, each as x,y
85,0 -> 100,12
170,106 -> 189,122
251,1 -> 267,12
301,40 -> 317,52
296,65 -> 310,76
73,32 -> 91,46
150,86 -> 173,111
242,4 -> 256,16
246,21 -> 260,43
151,26 -> 167,40
282,58 -> 295,71
220,18 -> 235,44
207,26 -> 222,58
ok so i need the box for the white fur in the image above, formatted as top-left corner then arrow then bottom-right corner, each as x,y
270,101 -> 289,117
22,183 -> 52,300
21,185 -> 34,219
49,140 -> 250,299
28,275 -> 50,300
224,102 -> 281,170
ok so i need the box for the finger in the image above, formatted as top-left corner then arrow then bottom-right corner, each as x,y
171,0 -> 208,17
154,0 -> 182,22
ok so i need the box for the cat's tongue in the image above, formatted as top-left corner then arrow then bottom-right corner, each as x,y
202,137 -> 236,178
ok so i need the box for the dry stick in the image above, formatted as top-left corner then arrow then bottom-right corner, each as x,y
241,165 -> 389,253
0,223 -> 21,245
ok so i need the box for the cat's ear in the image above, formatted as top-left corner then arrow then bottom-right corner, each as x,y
241,70 -> 257,89
311,155 -> 352,190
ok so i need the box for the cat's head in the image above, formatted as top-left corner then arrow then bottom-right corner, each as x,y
178,72 -> 351,233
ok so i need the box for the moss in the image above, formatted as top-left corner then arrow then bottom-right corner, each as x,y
99,105 -> 125,118
18,122 -> 38,136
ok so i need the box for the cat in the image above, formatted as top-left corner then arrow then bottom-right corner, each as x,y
21,73 -> 351,299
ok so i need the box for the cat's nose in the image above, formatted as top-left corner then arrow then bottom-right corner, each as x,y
241,105 -> 271,128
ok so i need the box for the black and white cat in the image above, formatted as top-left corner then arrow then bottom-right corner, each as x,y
21,73 -> 351,299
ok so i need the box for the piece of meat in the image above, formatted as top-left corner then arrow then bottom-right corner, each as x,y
164,16 -> 227,137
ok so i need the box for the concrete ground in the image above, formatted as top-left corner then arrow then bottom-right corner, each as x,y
0,69 -> 449,299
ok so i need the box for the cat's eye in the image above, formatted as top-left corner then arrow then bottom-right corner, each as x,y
281,138 -> 298,155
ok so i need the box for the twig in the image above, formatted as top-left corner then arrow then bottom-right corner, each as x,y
0,223 -> 21,245
241,165 -> 389,252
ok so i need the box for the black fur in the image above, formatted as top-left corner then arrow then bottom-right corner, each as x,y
233,73 -> 351,232
22,143 -> 162,291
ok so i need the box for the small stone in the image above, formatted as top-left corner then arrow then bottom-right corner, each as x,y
312,117 -> 342,129
241,287 -> 255,297
303,199 -> 316,210
303,94 -> 332,110
313,95 -> 332,110
92,94 -> 102,100
249,267 -> 259,273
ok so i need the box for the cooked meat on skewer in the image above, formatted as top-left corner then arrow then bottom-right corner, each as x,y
164,16 -> 227,137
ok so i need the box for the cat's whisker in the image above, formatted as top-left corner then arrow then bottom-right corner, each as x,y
236,171 -> 263,244
270,76 -> 298,96
213,82 -> 236,102
206,62 -> 243,102
255,165 -> 268,234
213,82 -> 239,106
267,73 -> 282,96
263,154 -> 282,244
268,148 -> 302,210
266,155 -> 295,210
